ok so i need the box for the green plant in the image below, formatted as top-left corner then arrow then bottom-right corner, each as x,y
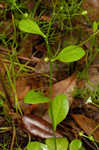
0,0 -> 87,149
1,1 -> 99,149
79,21 -> 99,80
73,84 -> 99,107
25,138 -> 86,150
69,139 -> 86,150
18,11 -> 85,149
79,131 -> 99,150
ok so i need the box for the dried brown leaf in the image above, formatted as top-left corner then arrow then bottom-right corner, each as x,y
72,114 -> 99,142
22,115 -> 63,139
52,74 -> 77,105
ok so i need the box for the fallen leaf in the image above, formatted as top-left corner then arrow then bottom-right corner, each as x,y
72,114 -> 99,142
22,115 -> 63,139
19,35 -> 33,58
52,74 -> 77,105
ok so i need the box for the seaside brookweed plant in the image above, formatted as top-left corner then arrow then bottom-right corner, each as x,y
18,18 -> 85,150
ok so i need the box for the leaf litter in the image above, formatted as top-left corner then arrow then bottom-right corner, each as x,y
0,0 -> 99,150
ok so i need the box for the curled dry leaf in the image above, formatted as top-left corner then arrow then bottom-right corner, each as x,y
22,115 -> 63,139
72,114 -> 99,142
52,74 -> 77,106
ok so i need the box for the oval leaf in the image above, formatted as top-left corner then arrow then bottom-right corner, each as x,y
24,90 -> 50,104
69,139 -> 82,150
52,45 -> 85,63
19,19 -> 46,38
46,138 -> 68,150
26,142 -> 47,150
49,94 -> 69,131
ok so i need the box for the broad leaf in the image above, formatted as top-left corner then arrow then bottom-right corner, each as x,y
46,138 -> 68,150
51,45 -> 85,63
19,19 -> 46,38
69,139 -> 82,150
49,94 -> 69,131
24,90 -> 50,104
26,142 -> 47,150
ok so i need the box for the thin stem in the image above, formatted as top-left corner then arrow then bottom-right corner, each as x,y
90,124 -> 99,135
3,63 -> 23,116
44,2 -> 59,148
45,38 -> 57,150
66,3 -> 73,41
32,0 -> 43,18
15,5 -> 24,16
79,30 -> 99,47
12,14 -> 16,48
93,142 -> 99,150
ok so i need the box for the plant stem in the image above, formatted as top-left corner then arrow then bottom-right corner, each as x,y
66,3 -> 73,41
3,63 -> 23,116
44,1 -> 59,149
33,0 -> 43,18
45,38 -> 57,150
79,30 -> 99,47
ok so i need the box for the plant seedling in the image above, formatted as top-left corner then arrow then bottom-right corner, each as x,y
18,16 -> 85,150
19,19 -> 85,64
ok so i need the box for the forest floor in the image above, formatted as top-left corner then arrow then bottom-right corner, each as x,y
0,0 -> 99,150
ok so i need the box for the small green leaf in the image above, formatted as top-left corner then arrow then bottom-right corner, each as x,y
19,19 -> 46,38
46,138 -> 68,150
51,45 -> 85,63
69,139 -> 82,150
49,94 -> 69,131
26,142 -> 47,150
24,90 -> 50,104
